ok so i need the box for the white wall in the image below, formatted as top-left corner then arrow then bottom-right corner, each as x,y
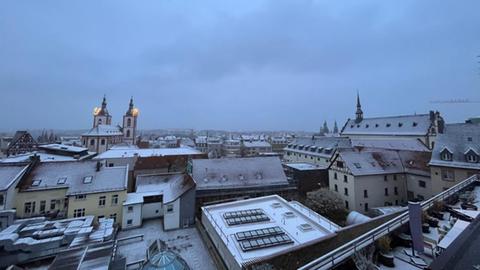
163,199 -> 180,230
142,202 -> 163,219
353,174 -> 407,213
122,203 -> 142,229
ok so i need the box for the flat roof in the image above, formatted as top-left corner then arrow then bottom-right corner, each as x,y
38,143 -> 88,153
201,195 -> 338,267
284,163 -> 325,171
94,147 -> 202,159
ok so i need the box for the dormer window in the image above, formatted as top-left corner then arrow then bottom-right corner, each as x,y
365,124 -> 369,128
413,122 -> 418,127
386,123 -> 391,127
440,148 -> 453,161
375,124 -> 379,128
465,149 -> 479,163
398,123 -> 403,127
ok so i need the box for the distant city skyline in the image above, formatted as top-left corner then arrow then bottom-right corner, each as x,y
1,1 -> 479,131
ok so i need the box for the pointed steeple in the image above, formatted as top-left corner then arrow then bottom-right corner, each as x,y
125,96 -> 138,116
333,121 -> 339,134
355,91 -> 363,123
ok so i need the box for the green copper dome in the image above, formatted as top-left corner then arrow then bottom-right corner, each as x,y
143,250 -> 190,270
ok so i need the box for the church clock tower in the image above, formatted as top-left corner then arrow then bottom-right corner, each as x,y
123,97 -> 138,145
93,95 -> 112,127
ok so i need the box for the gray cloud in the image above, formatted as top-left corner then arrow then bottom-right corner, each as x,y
0,0 -> 479,131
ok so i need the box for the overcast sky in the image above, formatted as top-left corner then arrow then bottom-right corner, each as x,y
1,0 -> 479,132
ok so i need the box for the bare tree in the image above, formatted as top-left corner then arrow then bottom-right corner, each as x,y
305,188 -> 349,225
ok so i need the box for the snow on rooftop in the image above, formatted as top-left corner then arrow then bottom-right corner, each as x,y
284,163 -> 324,171
39,143 -> 88,153
94,147 -> 202,159
201,195 -> 338,267
0,164 -> 29,190
0,152 -> 80,163
243,141 -> 272,148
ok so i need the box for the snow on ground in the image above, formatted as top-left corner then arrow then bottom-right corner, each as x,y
116,219 -> 216,270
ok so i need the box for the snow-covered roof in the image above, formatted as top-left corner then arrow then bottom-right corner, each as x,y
341,114 -> 433,136
285,137 -> 350,158
94,147 -> 203,159
82,124 -> 123,137
19,161 -> 127,195
429,122 -> 480,169
191,157 -> 289,190
0,152 -> 89,163
201,195 -> 339,268
284,163 -> 324,171
350,138 -> 429,152
336,148 -> 430,176
38,144 -> 88,153
243,141 -> 272,148
0,164 -> 29,190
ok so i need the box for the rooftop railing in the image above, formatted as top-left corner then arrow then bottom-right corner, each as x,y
299,174 -> 479,270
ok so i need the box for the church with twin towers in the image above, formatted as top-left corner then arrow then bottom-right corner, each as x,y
81,96 -> 139,153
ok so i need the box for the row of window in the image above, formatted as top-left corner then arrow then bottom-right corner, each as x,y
24,199 -> 60,215
441,149 -> 478,163
98,195 -> 119,207
350,121 -> 417,129
286,151 -> 328,162
333,185 -> 399,197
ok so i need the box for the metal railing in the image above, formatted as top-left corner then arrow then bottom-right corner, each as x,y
299,174 -> 479,270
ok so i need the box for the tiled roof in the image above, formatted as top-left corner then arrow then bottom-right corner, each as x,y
429,123 -> 480,169
82,125 -> 123,137
350,138 -> 429,152
341,114 -> 433,136
284,137 -> 350,158
0,164 -> 29,190
191,157 -> 289,190
19,161 -> 127,195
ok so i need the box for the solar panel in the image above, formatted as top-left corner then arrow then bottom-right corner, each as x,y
239,233 -> 293,251
235,226 -> 284,241
223,209 -> 270,226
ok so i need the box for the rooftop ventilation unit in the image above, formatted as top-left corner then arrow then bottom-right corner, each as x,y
298,223 -> 314,232
271,202 -> 282,208
283,211 -> 296,218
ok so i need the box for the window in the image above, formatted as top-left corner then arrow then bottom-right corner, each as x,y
32,179 -> 42,186
99,196 -> 106,207
101,139 -> 105,145
344,188 -> 349,196
441,150 -> 453,161
468,137 -> 473,142
419,180 -> 426,188
441,169 -> 455,181
0,194 -> 4,206
334,184 -> 338,192
364,203 -> 369,212
24,202 -> 35,214
73,208 -> 85,218
127,219 -> 133,225
110,213 -> 117,222
334,172 -> 337,180
384,188 -> 389,196
111,195 -> 118,205
50,200 -> 56,210
384,175 -> 388,181
393,174 -> 397,181
127,118 -> 132,127
75,194 -> 86,200
108,163 -> 114,167
364,190 -> 368,198
83,176 -> 93,184
345,200 -> 349,209
386,123 -> 391,127
343,175 -> 348,183
128,206 -> 134,212
57,177 -> 67,185
166,204 -> 174,213
394,187 -> 398,195
40,200 -> 46,214
466,153 -> 478,163
90,139 -> 95,146
126,130 -> 131,138
395,200 -> 399,205
353,162 -> 361,169
336,161 -> 344,168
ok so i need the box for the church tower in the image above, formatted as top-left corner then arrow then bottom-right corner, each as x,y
355,92 -> 363,123
93,95 -> 112,127
123,97 -> 139,144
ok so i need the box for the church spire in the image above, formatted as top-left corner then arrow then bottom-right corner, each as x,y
101,94 -> 107,109
355,91 -> 363,123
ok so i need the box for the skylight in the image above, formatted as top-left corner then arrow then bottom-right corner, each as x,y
57,177 -> 67,185
83,176 -> 93,184
353,163 -> 362,169
32,179 -> 42,186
